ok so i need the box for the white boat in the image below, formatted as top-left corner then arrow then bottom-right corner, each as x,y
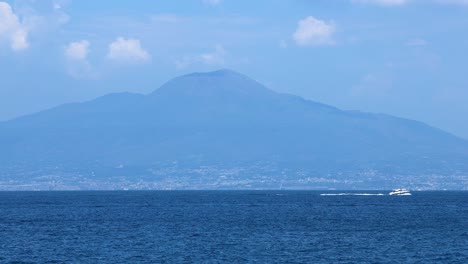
389,189 -> 411,196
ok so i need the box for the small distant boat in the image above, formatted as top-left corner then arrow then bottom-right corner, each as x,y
389,189 -> 411,196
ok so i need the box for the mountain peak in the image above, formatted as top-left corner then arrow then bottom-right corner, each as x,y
184,68 -> 241,77
151,69 -> 276,99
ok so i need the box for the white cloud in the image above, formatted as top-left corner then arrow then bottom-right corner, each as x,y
11,28 -> 28,50
199,45 -> 226,65
352,0 -> 410,6
0,1 -> 71,52
53,2 -> 70,25
65,40 -> 90,61
0,2 -> 29,51
293,16 -> 335,46
174,45 -> 227,69
203,0 -> 222,6
107,37 -> 151,63
64,40 -> 93,78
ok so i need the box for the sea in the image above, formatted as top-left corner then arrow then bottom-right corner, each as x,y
0,191 -> 466,263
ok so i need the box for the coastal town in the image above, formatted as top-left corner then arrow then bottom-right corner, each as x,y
1,165 -> 466,191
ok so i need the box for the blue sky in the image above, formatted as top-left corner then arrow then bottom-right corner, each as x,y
1,0 -> 468,138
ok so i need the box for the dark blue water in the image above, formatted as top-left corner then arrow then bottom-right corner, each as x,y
0,191 -> 466,263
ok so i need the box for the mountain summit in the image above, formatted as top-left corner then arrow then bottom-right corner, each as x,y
1,69 -> 467,189
152,69 -> 276,98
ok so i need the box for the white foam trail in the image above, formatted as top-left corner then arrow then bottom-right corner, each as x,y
320,193 -> 385,196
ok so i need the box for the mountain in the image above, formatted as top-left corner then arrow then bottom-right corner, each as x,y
1,69 -> 467,190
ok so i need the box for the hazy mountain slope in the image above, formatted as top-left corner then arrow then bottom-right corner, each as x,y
1,69 -> 467,177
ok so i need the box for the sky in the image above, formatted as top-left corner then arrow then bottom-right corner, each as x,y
1,0 -> 468,139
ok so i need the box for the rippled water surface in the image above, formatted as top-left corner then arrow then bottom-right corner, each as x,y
0,191 -> 467,263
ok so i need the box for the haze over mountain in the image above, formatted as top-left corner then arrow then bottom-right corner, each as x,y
1,70 -> 467,190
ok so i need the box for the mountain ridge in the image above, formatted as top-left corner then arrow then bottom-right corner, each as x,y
1,69 -> 467,190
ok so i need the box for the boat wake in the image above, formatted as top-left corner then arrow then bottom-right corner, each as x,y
320,193 -> 385,196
